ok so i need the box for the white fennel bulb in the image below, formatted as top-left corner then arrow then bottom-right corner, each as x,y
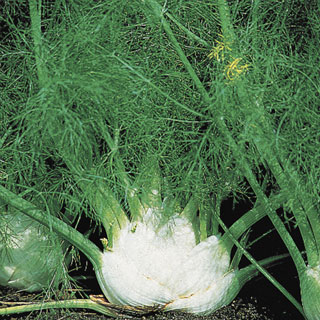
301,265 -> 320,320
0,209 -> 68,292
0,173 -> 287,316
101,205 -> 236,315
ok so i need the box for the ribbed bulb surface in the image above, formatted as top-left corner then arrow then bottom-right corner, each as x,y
101,208 -> 236,314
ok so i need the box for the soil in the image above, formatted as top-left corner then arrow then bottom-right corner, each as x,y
0,283 -> 303,320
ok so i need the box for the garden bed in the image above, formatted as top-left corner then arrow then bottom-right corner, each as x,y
0,281 -> 301,320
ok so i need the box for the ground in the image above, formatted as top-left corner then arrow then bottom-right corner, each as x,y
0,284 -> 302,320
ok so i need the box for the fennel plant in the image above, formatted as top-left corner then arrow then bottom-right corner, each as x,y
0,204 -> 69,293
211,1 -> 320,319
0,0 -> 318,319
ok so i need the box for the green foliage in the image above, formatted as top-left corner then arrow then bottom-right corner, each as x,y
1,0 -> 248,219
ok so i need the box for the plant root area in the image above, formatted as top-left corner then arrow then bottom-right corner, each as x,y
0,284 -> 303,320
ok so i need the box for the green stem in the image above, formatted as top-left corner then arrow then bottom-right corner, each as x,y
29,0 -> 47,86
216,0 -> 319,266
112,53 -> 204,118
221,192 -> 286,253
142,0 -> 306,274
97,124 -> 144,221
0,185 -> 102,266
165,12 -> 211,48
216,0 -> 237,44
181,196 -> 200,243
215,209 -> 305,317
264,157 -> 318,265
227,138 -> 306,275
79,178 -> 129,248
235,252 -> 292,295
0,299 -> 117,317
144,0 -> 211,104
29,0 -> 129,245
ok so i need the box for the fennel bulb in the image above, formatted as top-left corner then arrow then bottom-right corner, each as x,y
0,209 -> 68,292
101,205 -> 237,315
0,178 -> 287,316
301,265 -> 320,320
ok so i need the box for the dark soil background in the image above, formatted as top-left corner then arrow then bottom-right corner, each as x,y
0,282 -> 302,320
